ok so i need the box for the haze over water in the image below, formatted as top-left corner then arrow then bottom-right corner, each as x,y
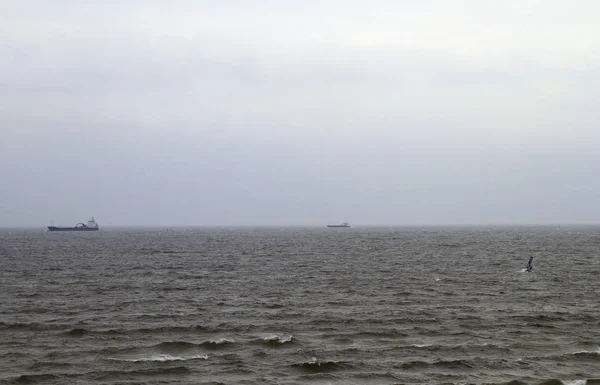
2,226 -> 599,384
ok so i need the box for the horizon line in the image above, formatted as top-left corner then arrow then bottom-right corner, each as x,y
2,223 -> 599,230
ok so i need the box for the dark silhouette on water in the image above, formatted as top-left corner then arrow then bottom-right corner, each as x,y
526,256 -> 533,272
47,217 -> 99,232
327,222 -> 351,228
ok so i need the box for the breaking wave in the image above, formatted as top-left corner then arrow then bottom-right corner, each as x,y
199,338 -> 236,349
291,358 -> 350,373
569,348 -> 600,359
253,334 -> 296,346
108,354 -> 208,362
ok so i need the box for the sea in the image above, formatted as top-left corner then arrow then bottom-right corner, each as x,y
1,226 -> 599,385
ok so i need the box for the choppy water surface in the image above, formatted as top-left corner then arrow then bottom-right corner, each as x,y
1,226 -> 600,385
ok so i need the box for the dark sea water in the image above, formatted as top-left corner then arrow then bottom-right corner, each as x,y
1,226 -> 600,385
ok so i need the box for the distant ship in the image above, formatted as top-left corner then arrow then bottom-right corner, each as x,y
327,222 -> 351,228
48,217 -> 99,232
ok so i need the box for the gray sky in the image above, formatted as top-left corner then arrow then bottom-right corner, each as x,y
1,1 -> 599,227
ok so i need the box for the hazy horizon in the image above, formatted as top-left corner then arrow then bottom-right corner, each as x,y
3,222 -> 600,230
2,1 -> 599,227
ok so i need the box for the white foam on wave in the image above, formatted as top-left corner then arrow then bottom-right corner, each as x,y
263,334 -> 293,343
571,347 -> 600,355
412,343 -> 433,348
562,380 -> 587,385
109,354 -> 208,362
209,338 -> 234,344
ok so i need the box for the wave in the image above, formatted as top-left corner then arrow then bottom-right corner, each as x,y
156,341 -> 198,351
252,334 -> 296,346
139,248 -> 180,255
488,381 -> 528,385
5,323 -> 216,337
355,330 -> 409,338
0,321 -> 50,331
199,338 -> 236,349
537,347 -> 600,362
434,358 -> 475,369
134,325 -> 215,334
108,353 -> 208,362
6,373 -> 60,383
98,338 -> 235,358
537,380 -> 566,385
483,379 -> 597,385
371,341 -> 511,360
510,314 -> 570,323
414,341 -> 510,354
569,347 -> 600,359
525,322 -> 557,329
155,338 -> 234,351
399,358 -> 474,370
93,366 -> 191,379
64,327 -> 88,336
296,373 -> 343,381
28,361 -> 73,370
99,346 -> 139,356
291,358 -> 350,373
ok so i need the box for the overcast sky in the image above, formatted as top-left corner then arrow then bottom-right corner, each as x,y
1,1 -> 599,227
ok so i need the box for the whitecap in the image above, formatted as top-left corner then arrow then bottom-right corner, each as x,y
209,338 -> 234,344
263,334 -> 293,343
108,354 -> 208,362
571,347 -> 600,355
562,380 -> 587,385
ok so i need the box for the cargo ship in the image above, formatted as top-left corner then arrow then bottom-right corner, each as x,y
48,217 -> 99,231
327,222 -> 350,228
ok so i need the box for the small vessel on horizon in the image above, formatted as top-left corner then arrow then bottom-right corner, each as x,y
48,217 -> 99,232
327,222 -> 351,228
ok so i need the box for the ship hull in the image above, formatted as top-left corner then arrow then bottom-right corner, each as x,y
327,225 -> 350,228
47,227 -> 99,232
